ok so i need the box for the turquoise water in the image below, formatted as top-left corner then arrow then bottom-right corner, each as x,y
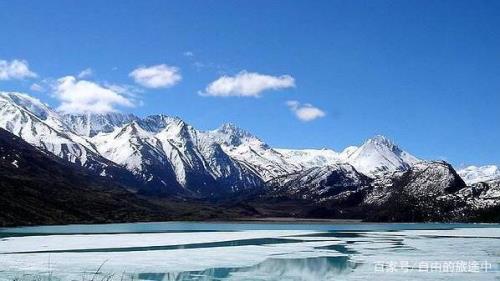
0,222 -> 499,280
0,221 -> 495,234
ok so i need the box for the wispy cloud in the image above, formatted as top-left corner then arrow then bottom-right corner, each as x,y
201,71 -> 295,97
77,68 -> 93,79
53,76 -> 134,114
104,82 -> 144,99
286,100 -> 326,122
129,64 -> 181,89
182,51 -> 227,73
0,59 -> 37,80
30,83 -> 45,92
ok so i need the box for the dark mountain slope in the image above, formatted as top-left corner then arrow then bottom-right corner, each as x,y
0,128 -> 178,226
362,161 -> 469,221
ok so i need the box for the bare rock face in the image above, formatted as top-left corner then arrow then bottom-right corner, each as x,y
0,91 -> 498,222
400,161 -> 466,194
267,164 -> 372,201
362,162 -> 475,221
0,128 -> 173,226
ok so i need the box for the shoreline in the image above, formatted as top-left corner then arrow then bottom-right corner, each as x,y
228,217 -> 364,224
3,218 -> 499,230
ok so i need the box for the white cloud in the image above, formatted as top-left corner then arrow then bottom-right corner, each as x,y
104,83 -> 144,99
201,71 -> 295,97
77,68 -> 93,78
30,83 -> 45,92
286,100 -> 326,122
183,51 -> 194,57
0,59 -> 37,80
53,76 -> 134,114
129,64 -> 181,88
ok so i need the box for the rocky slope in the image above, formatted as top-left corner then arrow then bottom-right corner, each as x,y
90,117 -> 264,197
0,91 -> 498,222
0,127 -> 267,226
0,92 -> 140,186
0,127 -> 170,226
458,165 -> 500,185
0,92 -> 424,196
267,164 -> 372,201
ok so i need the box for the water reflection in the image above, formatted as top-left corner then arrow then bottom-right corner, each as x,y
2,224 -> 499,281
137,256 -> 358,281
9,238 -> 303,254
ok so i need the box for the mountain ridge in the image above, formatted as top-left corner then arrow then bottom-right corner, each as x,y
2,91 -> 498,190
1,91 -> 499,223
2,91 -> 497,194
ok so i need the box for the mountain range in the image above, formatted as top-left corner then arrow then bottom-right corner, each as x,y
0,91 -> 499,224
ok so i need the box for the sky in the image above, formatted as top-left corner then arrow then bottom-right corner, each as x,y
0,0 -> 499,167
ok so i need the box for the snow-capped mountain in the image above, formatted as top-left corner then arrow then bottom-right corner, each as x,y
268,164 -> 371,201
206,124 -> 299,181
0,92 -> 120,174
276,135 -> 419,178
90,120 -> 183,195
362,161 -> 470,221
458,165 -> 500,185
1,91 -> 497,209
1,91 -> 498,221
61,112 -> 138,137
0,92 -> 265,196
0,92 -> 433,196
275,148 -> 339,169
344,135 -> 420,177
90,116 -> 263,196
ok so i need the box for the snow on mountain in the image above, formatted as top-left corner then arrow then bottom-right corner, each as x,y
206,123 -> 299,181
458,165 -> 500,185
275,148 -> 339,168
62,112 -> 138,137
152,118 -> 264,193
0,92 -> 109,170
91,120 -> 182,194
338,146 -> 358,160
0,92 -> 65,132
344,135 -> 420,177
90,117 -> 263,195
365,160 -> 466,207
398,161 -> 465,195
8,92 -> 493,201
268,164 -> 372,201
0,92 -> 422,186
274,136 -> 419,179
0,95 -> 265,196
1,92 -> 498,220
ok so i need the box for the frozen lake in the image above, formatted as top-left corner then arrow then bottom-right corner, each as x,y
0,222 -> 499,280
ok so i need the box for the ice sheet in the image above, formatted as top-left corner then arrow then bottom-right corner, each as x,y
0,230 -> 316,254
0,240 -> 344,279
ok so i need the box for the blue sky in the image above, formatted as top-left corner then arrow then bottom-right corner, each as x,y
0,0 -> 499,167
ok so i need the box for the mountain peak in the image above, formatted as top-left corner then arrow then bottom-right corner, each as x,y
220,122 -> 237,131
346,135 -> 419,177
0,91 -> 53,120
210,123 -> 262,148
217,123 -> 254,139
366,135 -> 396,148
0,91 -> 41,103
146,114 -> 182,122
140,114 -> 186,132
61,112 -> 138,136
458,165 -> 500,185
115,120 -> 152,138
